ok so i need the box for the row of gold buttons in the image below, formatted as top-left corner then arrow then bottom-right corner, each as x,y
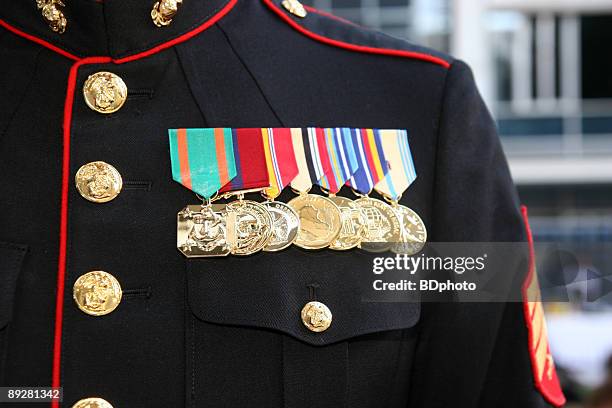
71,73 -> 126,408
73,73 -> 125,319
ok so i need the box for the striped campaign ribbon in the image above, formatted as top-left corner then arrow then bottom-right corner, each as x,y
262,128 -> 299,199
346,128 -> 390,194
169,128 -> 237,199
290,128 -> 334,193
220,128 -> 272,194
318,127 -> 359,194
374,129 -> 417,201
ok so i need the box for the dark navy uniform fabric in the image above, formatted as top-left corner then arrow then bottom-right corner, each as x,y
0,0 -> 562,407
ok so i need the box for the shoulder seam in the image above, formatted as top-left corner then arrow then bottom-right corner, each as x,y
262,0 -> 451,69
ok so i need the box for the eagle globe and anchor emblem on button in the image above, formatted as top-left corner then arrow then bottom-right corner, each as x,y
83,72 -> 128,114
73,271 -> 122,316
75,161 -> 123,203
301,301 -> 333,333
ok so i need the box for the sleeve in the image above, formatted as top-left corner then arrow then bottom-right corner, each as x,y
407,60 -> 566,407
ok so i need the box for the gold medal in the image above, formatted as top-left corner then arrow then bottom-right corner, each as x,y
328,195 -> 367,251
354,197 -> 402,252
177,204 -> 232,257
288,193 -> 342,249
262,201 -> 300,252
226,199 -> 273,256
391,204 -> 427,255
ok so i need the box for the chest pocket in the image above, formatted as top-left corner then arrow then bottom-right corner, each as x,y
185,248 -> 420,408
0,241 -> 27,385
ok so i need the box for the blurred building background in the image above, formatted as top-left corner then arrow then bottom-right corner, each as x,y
304,0 -> 612,406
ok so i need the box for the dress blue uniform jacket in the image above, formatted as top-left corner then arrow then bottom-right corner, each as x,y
0,0 -> 565,407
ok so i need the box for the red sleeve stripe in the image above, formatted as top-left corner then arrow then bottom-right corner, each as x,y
520,206 -> 566,408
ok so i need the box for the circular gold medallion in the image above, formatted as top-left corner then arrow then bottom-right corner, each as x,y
301,301 -> 332,332
287,194 -> 342,249
73,271 -> 122,316
392,205 -> 427,255
226,200 -> 273,256
262,201 -> 300,252
75,161 -> 123,203
72,397 -> 114,408
83,72 -> 127,114
354,197 -> 402,252
328,196 -> 367,251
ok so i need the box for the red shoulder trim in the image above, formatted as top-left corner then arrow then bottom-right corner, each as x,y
262,0 -> 450,69
521,206 -> 566,408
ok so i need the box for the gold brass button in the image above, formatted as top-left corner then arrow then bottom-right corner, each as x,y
75,161 -> 123,203
282,0 -> 307,18
301,301 -> 332,333
72,397 -> 114,408
151,0 -> 183,27
73,271 -> 122,316
83,72 -> 127,114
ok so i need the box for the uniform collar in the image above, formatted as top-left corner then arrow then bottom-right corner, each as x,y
0,0 -> 236,60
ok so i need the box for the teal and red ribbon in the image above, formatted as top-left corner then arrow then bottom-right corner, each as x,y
169,128 -> 237,199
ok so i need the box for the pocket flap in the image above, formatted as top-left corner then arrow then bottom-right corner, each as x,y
0,242 -> 27,329
187,248 -> 420,346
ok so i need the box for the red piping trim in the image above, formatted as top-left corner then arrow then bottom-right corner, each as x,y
262,0 -> 451,69
52,56 -> 111,408
0,19 -> 79,61
0,0 -> 237,63
520,206 -> 566,408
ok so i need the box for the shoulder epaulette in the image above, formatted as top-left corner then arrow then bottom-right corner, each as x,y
262,0 -> 452,69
